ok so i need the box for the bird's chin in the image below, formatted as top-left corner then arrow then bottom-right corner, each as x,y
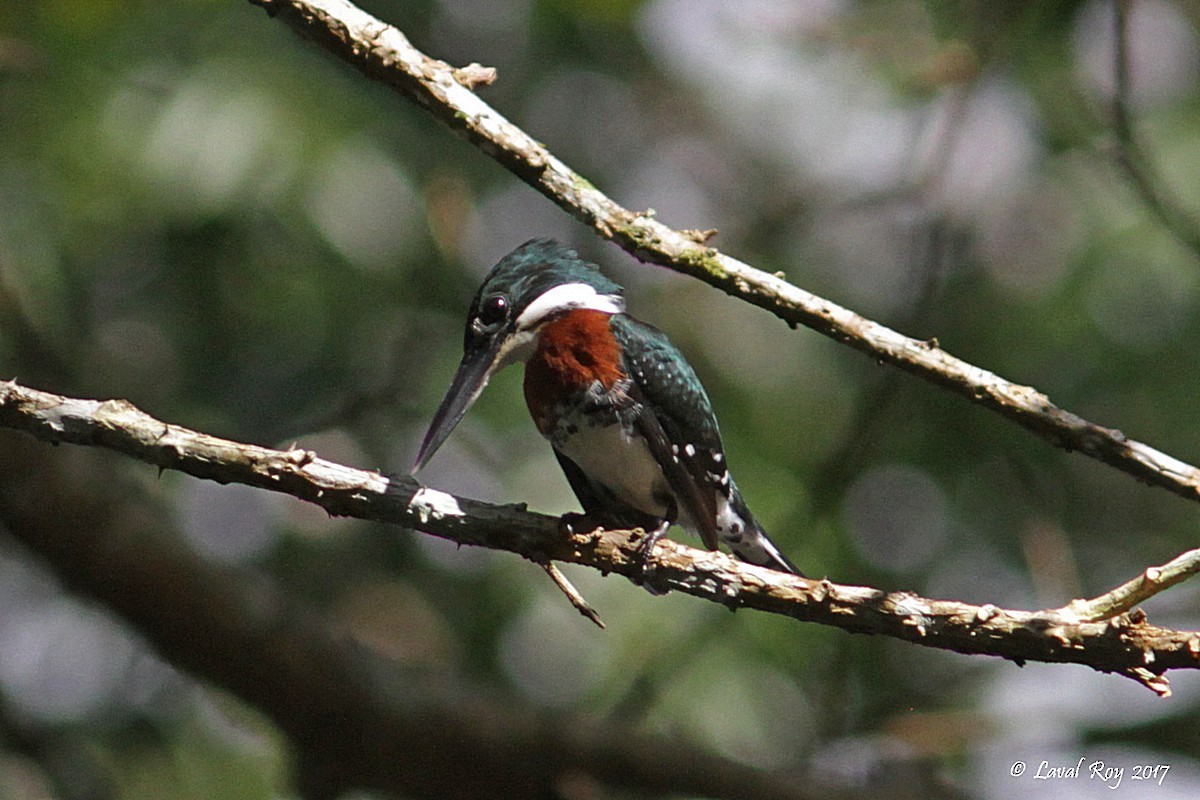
492,329 -> 538,369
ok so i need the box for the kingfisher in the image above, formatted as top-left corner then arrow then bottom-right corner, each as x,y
411,238 -> 802,578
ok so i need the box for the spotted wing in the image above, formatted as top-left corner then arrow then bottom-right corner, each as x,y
610,315 -> 727,552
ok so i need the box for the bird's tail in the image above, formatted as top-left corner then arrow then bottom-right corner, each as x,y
732,522 -> 804,577
724,489 -> 804,577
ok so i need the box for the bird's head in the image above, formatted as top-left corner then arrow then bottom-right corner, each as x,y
412,238 -> 625,472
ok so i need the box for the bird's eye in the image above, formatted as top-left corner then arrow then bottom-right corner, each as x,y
478,295 -> 508,327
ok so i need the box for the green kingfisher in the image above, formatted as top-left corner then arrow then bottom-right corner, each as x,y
412,238 -> 802,577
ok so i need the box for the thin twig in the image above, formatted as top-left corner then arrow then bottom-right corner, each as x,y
248,0 -> 1200,512
540,561 -> 605,629
1057,548 -> 1200,623
3,379 -> 1199,694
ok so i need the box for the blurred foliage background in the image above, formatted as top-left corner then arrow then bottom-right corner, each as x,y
3,0 -> 1200,798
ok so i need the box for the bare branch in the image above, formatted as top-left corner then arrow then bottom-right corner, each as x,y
540,561 -> 605,629
247,0 -> 1200,511
4,379 -> 1199,694
1058,548 -> 1200,623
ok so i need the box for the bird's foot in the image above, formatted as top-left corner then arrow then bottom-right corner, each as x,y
633,520 -> 672,596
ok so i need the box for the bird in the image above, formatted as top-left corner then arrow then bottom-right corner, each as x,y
411,238 -> 802,578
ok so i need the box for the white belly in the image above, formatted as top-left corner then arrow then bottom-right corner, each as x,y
554,421 -> 669,518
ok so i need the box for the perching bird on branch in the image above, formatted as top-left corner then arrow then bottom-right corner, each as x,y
412,238 -> 802,577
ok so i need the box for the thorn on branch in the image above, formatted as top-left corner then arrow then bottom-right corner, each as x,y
681,228 -> 718,243
452,62 -> 497,89
974,603 -> 999,623
1125,666 -> 1171,698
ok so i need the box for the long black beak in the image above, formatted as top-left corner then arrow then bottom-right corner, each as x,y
411,342 -> 503,473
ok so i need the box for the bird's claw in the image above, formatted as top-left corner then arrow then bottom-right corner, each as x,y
633,520 -> 671,596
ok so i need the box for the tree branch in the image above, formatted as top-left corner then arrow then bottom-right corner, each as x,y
539,560 -> 606,629
4,379 -> 1199,695
246,0 -> 1200,512
0,429 -> 835,800
1057,548 -> 1200,623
